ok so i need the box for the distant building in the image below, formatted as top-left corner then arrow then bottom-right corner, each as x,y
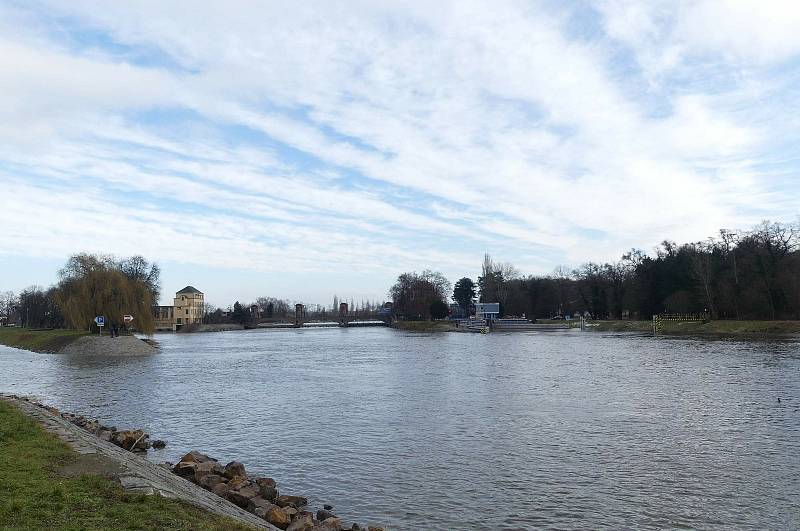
475,303 -> 500,321
153,306 -> 174,330
153,286 -> 204,331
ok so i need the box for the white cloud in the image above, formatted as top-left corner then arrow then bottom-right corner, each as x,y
0,0 -> 797,298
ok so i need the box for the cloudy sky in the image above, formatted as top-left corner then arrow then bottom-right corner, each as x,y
1,1 -> 798,306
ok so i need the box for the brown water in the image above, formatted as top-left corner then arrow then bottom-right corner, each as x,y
1,328 -> 798,529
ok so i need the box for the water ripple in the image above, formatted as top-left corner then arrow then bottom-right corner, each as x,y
1,328 -> 799,529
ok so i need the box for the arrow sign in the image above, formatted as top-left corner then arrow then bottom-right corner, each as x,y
123,315 -> 134,323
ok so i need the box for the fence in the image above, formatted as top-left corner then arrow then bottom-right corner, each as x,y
652,313 -> 710,335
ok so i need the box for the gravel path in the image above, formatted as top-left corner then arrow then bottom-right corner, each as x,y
60,335 -> 158,356
3,396 -> 275,530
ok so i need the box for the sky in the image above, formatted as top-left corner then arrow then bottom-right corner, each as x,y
0,1 -> 798,307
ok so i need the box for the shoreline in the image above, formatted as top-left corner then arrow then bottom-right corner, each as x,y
391,319 -> 800,337
0,395 -> 266,530
2,394 -> 385,531
3,321 -> 799,354
0,328 -> 157,355
587,319 -> 800,336
0,327 -> 89,352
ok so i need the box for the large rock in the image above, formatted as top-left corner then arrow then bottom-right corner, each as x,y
287,512 -> 314,531
275,494 -> 308,508
194,461 -> 224,483
223,460 -> 246,479
266,505 -> 291,530
259,484 -> 279,502
247,496 -> 275,514
227,485 -> 259,508
255,477 -> 277,488
227,476 -> 250,491
321,518 -> 342,531
198,474 -> 224,491
212,482 -> 231,498
179,450 -> 216,463
172,461 -> 198,479
112,429 -> 150,450
317,509 -> 336,521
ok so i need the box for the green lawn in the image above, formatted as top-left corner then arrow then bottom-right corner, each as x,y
590,320 -> 800,335
0,400 -> 255,530
0,327 -> 88,353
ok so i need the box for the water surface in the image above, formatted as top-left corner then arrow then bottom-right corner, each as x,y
1,328 -> 798,529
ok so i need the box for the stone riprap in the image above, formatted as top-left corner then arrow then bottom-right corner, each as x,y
169,451 -> 385,531
10,397 -> 158,452
1,395 -> 275,529
3,395 -> 387,531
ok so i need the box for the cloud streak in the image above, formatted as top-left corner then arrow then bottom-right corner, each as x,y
0,0 -> 797,302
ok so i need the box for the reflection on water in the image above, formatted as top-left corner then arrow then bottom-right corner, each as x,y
2,328 -> 799,529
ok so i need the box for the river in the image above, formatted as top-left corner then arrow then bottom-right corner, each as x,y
1,328 -> 798,529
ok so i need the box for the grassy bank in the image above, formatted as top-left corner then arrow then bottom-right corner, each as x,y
0,400 -> 253,530
393,320 -> 457,332
590,320 -> 800,335
0,327 -> 89,353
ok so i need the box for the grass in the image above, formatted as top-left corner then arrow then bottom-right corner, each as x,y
590,320 -> 800,335
0,327 -> 88,353
0,400 -> 255,530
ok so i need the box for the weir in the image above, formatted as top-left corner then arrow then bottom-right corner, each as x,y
282,303 -> 390,328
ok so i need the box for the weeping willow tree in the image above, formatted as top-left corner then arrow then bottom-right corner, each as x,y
54,254 -> 159,335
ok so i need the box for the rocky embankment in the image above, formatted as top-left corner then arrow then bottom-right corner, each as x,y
170,451 -> 382,531
8,396 -> 384,531
7,396 -> 166,452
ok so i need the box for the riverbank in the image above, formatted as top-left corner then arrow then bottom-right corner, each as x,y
0,328 -> 157,355
4,395 -> 383,530
589,319 -> 800,335
60,335 -> 157,356
0,398 -> 258,530
392,320 -> 456,332
0,327 -> 88,352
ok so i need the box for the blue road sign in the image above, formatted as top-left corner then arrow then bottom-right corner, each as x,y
94,316 -> 105,326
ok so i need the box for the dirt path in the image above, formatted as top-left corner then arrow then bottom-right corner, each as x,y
2,396 -> 275,530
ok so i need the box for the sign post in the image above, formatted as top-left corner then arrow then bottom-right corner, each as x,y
123,315 -> 134,334
94,315 -> 105,336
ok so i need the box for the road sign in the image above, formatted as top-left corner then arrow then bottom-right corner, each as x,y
94,316 -> 105,326
123,315 -> 134,323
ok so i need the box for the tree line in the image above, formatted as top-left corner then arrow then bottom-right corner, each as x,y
1,254 -> 160,334
389,221 -> 800,321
